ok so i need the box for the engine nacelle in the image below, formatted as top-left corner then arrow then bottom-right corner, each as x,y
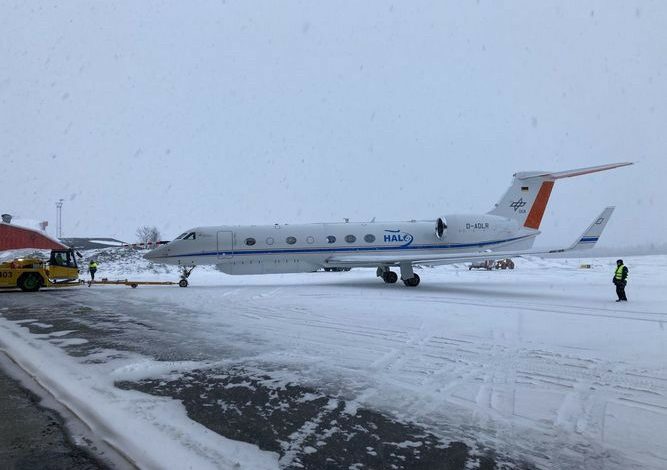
435,217 -> 447,239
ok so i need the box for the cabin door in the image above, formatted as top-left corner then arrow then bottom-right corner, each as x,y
216,231 -> 234,259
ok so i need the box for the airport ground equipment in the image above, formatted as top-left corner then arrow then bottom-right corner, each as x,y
0,248 -> 81,292
495,258 -> 515,270
469,258 -> 515,270
469,260 -> 495,271
1,248 -> 180,291
88,278 -> 177,288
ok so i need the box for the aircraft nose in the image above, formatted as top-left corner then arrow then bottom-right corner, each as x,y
144,245 -> 164,261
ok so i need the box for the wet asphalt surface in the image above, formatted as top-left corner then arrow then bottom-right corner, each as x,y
0,368 -> 107,469
0,289 -> 533,469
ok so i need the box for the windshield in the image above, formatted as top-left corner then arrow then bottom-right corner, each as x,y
49,250 -> 77,268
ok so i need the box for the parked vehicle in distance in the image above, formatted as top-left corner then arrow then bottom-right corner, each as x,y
495,258 -> 515,270
469,258 -> 515,271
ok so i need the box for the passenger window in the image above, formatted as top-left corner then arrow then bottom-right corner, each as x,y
245,237 -> 256,246
306,236 -> 314,244
327,236 -> 336,244
266,237 -> 274,245
345,235 -> 356,243
364,234 -> 375,243
286,236 -> 297,245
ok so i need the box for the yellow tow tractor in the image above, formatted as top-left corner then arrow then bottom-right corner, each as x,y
0,248 -> 81,292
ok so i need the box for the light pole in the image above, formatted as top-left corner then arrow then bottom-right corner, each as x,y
55,199 -> 64,238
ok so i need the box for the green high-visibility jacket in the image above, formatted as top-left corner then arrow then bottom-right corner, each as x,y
615,264 -> 628,281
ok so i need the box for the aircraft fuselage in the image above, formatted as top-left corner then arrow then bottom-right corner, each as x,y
145,214 -> 532,275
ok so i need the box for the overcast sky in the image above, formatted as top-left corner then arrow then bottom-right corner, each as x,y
2,1 -> 664,247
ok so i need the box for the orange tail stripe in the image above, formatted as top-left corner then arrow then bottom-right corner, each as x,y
524,181 -> 554,229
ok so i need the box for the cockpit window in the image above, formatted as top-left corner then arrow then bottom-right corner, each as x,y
183,232 -> 196,240
176,232 -> 189,240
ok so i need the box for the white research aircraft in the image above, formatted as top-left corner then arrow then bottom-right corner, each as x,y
145,162 -> 632,287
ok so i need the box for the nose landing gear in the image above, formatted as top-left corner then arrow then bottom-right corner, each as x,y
179,266 -> 195,287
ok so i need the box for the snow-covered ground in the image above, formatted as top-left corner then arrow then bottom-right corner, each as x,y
1,253 -> 666,469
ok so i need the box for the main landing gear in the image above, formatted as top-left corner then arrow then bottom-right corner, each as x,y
380,269 -> 398,284
403,273 -> 420,287
179,266 -> 195,288
377,264 -> 420,287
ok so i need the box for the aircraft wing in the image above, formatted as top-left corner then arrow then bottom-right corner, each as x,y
326,207 -> 615,268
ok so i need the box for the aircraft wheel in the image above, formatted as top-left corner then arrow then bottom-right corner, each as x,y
178,279 -> 188,288
403,273 -> 420,287
383,271 -> 398,284
18,273 -> 42,292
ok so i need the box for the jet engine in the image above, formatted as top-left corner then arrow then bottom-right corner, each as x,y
435,217 -> 447,239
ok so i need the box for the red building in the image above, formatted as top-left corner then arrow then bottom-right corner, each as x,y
0,222 -> 66,251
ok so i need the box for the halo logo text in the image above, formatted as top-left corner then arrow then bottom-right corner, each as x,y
384,229 -> 414,246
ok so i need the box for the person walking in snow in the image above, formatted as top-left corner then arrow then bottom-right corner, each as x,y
613,259 -> 628,302
88,260 -> 98,281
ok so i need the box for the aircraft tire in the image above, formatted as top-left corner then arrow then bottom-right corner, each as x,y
383,271 -> 398,284
178,279 -> 188,288
403,273 -> 420,287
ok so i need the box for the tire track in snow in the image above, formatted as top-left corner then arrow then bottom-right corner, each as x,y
214,289 -> 667,469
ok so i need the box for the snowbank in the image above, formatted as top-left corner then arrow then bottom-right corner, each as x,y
0,317 -> 279,469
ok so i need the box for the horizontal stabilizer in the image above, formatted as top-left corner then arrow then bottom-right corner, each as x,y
528,162 -> 634,181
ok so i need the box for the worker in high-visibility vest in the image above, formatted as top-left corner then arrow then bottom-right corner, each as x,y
88,260 -> 98,281
612,259 -> 628,302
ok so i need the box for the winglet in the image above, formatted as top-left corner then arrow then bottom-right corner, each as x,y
550,206 -> 615,253
572,206 -> 615,249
